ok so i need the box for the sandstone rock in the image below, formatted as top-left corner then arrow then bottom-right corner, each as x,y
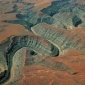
19,49 -> 85,85
32,23 -> 85,55
72,7 -> 85,19
0,53 -> 8,74
41,0 -> 70,16
72,15 -> 82,27
0,0 -> 85,85
0,34 -> 59,84
5,4 -> 18,14
79,21 -> 85,28
53,13 -> 82,29
12,0 -> 22,3
3,12 -> 54,31
3,48 -> 26,85
52,19 -> 67,29
53,13 -> 74,29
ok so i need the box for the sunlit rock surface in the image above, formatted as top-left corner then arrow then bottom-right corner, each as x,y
53,13 -> 82,29
0,0 -> 85,85
41,0 -> 85,29
4,48 -> 26,85
32,22 -> 85,55
2,0 -> 85,30
0,31 -> 59,84
17,49 -> 85,85
0,53 -> 8,74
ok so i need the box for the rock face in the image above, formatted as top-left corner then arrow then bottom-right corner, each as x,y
53,13 -> 82,29
0,53 -> 8,74
19,52 -> 85,85
53,13 -> 75,29
2,0 -> 85,29
79,21 -> 85,28
72,15 -> 82,27
4,4 -> 18,14
4,48 -> 26,85
0,0 -> 85,85
41,0 -> 70,16
32,22 -> 85,55
41,0 -> 85,29
3,12 -> 54,31
1,0 -> 85,29
0,35 -> 59,84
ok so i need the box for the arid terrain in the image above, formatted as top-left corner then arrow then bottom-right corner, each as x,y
0,0 -> 85,85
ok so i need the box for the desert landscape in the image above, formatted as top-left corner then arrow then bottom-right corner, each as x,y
0,0 -> 85,85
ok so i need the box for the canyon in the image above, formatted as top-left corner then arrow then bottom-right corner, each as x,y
0,0 -> 85,85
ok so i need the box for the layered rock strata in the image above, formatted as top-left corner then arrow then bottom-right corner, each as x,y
0,53 -> 8,74
53,13 -> 82,29
3,12 -> 54,31
32,22 -> 85,55
25,50 -> 74,74
41,0 -> 85,28
0,35 -> 59,84
4,48 -> 26,85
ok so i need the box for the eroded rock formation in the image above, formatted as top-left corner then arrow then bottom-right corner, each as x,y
2,0 -> 85,30
32,22 -> 85,55
0,35 -> 59,84
0,0 -> 85,85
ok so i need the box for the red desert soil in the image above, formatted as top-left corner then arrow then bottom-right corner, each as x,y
17,49 -> 85,85
0,0 -> 85,85
0,23 -> 32,43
